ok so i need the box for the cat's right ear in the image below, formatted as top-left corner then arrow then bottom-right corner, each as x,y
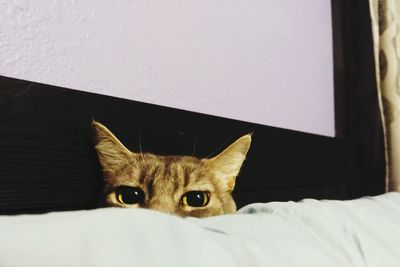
208,134 -> 252,192
92,121 -> 132,174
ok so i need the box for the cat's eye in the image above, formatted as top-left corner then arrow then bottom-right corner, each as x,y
115,186 -> 145,205
181,191 -> 210,207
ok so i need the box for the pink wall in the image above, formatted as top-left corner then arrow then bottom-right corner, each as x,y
0,0 -> 334,136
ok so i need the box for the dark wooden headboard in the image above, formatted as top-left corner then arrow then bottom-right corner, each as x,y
0,75 -> 362,214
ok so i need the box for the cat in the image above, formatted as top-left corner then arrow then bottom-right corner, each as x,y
92,121 -> 251,218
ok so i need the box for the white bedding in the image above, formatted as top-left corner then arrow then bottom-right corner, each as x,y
0,193 -> 399,267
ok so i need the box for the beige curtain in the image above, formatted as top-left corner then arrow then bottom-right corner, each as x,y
369,0 -> 400,192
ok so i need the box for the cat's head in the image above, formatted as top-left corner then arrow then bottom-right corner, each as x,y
92,121 -> 251,218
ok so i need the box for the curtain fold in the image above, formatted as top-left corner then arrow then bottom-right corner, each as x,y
369,0 -> 400,192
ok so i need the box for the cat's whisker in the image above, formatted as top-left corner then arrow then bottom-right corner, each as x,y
138,132 -> 146,166
192,158 -> 205,174
204,135 -> 233,159
130,155 -> 141,169
191,135 -> 232,173
191,134 -> 197,156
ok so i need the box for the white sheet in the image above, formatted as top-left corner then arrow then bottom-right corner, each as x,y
0,193 -> 399,267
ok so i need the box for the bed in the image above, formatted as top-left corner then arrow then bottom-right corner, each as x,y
1,193 -> 399,266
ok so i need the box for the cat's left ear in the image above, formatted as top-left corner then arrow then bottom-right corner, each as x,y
92,121 -> 132,174
208,134 -> 252,192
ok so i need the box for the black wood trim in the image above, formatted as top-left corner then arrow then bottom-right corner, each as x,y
0,75 -> 350,214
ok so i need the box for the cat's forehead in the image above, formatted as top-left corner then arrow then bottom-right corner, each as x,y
125,154 -> 213,192
135,154 -> 211,185
142,154 -> 203,168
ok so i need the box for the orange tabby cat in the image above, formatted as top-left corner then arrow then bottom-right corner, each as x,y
92,121 -> 251,218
